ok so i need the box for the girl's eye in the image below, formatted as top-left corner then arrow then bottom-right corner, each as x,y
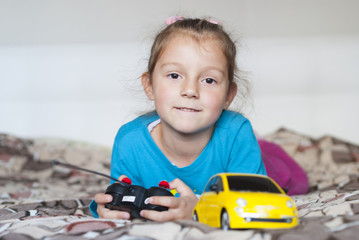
168,73 -> 180,79
203,78 -> 216,84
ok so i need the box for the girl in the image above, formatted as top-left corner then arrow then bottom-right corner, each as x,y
91,17 -> 266,221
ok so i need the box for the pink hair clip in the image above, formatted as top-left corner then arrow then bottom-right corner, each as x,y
165,16 -> 184,25
207,19 -> 220,25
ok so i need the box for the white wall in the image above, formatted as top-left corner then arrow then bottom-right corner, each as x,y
1,0 -> 358,147
242,36 -> 359,143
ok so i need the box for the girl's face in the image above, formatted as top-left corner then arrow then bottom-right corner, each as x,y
142,35 -> 237,136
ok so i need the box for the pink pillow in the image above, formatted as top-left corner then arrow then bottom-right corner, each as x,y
258,139 -> 308,195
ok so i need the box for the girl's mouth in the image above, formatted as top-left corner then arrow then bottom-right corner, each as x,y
175,107 -> 200,112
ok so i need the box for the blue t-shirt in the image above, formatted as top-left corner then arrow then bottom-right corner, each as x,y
90,110 -> 266,217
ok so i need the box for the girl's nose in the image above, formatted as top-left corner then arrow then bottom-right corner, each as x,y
180,80 -> 199,98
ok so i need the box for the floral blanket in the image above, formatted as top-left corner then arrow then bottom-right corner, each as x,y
1,129 -> 359,239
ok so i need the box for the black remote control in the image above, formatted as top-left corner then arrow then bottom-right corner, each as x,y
52,160 -> 174,219
105,180 -> 173,219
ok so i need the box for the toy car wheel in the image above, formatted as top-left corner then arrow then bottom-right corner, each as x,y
193,211 -> 199,222
221,210 -> 230,231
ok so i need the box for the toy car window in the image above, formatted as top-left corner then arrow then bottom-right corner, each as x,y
226,176 -> 281,193
215,177 -> 223,191
204,177 -> 217,192
203,176 -> 224,193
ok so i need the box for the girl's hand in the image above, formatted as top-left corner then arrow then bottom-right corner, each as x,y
140,178 -> 199,221
94,175 -> 131,219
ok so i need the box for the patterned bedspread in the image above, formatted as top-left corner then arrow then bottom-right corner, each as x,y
1,129 -> 359,239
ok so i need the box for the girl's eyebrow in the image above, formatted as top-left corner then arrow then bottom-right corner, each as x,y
159,62 -> 182,69
159,63 -> 226,76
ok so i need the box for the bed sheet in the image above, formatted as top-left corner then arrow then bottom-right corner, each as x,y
1,129 -> 359,239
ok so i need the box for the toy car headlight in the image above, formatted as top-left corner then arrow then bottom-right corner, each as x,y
236,198 -> 247,207
286,200 -> 293,208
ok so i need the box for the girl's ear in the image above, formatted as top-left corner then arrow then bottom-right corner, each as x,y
141,72 -> 154,100
224,82 -> 237,109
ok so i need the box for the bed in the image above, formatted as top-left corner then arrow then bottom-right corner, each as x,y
1,128 -> 359,239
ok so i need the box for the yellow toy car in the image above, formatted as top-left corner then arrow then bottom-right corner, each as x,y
193,173 -> 298,230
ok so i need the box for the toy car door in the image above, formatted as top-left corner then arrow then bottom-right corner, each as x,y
202,176 -> 224,227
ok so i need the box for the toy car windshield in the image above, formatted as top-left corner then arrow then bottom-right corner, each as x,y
227,175 -> 282,193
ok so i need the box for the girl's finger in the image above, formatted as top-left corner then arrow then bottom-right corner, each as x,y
169,178 -> 196,197
94,193 -> 113,204
140,209 -> 177,222
98,206 -> 131,219
147,196 -> 180,208
118,175 -> 128,181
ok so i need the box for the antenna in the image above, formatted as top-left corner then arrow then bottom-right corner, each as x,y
52,159 -> 123,184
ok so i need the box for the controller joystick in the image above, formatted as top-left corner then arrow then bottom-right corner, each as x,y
159,180 -> 170,189
121,177 -> 132,185
104,179 -> 173,219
